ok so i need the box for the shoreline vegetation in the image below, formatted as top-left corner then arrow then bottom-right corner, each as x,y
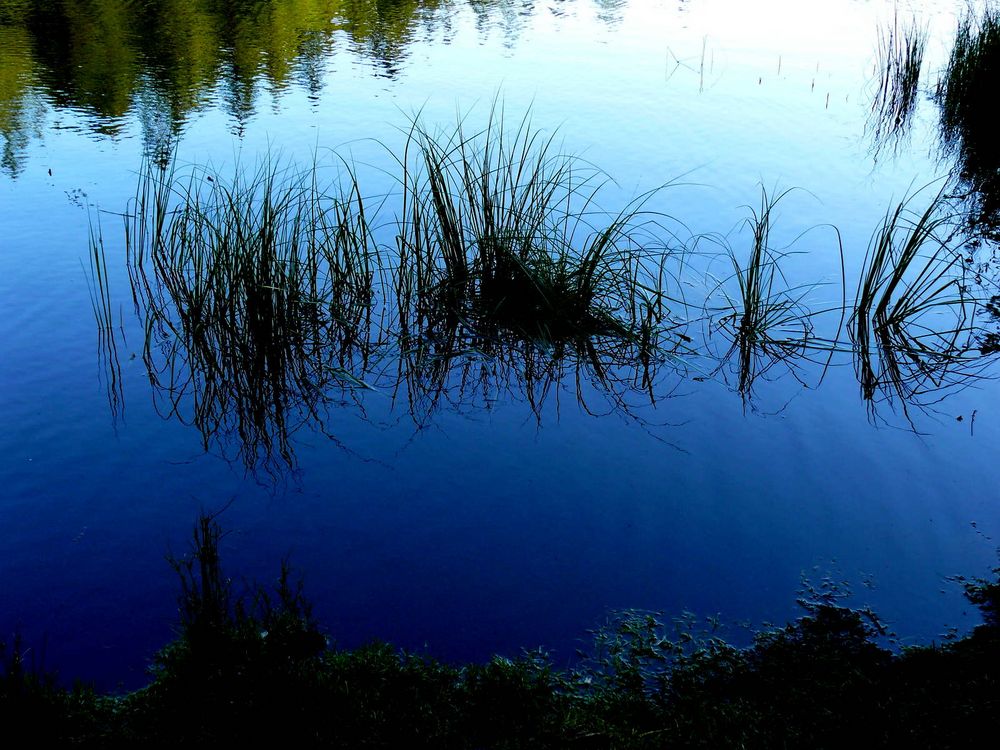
2,513 -> 999,747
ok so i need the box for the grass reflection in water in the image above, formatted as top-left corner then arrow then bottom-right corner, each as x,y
89,106 -> 1000,475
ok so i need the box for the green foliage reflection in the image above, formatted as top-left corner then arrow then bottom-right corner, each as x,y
0,0 -> 453,172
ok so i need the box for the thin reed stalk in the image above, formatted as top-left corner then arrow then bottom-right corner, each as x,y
86,210 -> 126,424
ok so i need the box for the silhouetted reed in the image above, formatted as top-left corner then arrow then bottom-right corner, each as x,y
938,4 -> 1000,235
120,128 -> 690,470
849,186 -> 988,423
390,106 -> 689,424
703,188 -> 845,402
86,212 -> 125,425
869,11 -> 927,155
100,96 -> 1000,462
394,106 -> 679,345
125,155 -> 385,473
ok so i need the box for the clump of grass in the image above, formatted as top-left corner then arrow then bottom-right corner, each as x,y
394,105 -> 679,346
703,188 -> 844,402
869,10 -> 928,154
849,186 -> 986,423
114,115 -> 694,467
125,154 -> 384,473
390,105 -> 689,426
938,3 -> 1000,233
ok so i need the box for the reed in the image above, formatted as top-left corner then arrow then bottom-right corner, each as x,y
105,101 -> 1000,449
704,188 -> 843,400
125,154 -> 384,473
388,105 -> 690,425
116,116 -> 696,470
394,105 -> 679,346
938,4 -> 1000,232
849,186 -> 983,422
869,10 -> 927,153
86,211 -> 126,424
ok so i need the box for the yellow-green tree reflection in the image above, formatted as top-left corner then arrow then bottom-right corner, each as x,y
0,0 -> 456,173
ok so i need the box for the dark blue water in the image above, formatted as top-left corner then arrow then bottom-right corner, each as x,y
2,0 -> 999,691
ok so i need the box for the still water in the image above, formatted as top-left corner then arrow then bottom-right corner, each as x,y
2,0 -> 999,691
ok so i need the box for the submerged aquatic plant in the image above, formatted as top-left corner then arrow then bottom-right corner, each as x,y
869,10 -> 928,154
126,154 -> 385,474
937,3 -> 1000,234
849,186 -> 988,424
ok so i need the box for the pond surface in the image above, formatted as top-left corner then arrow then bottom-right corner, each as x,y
2,0 -> 1000,691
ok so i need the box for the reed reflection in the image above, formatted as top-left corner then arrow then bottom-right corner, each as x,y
848,187 -> 995,426
937,5 -> 1000,239
124,156 -> 385,474
91,106 -> 1000,474
699,189 -> 844,406
110,112 -> 689,474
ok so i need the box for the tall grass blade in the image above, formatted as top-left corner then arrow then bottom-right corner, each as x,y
86,210 -> 126,426
703,187 -> 844,404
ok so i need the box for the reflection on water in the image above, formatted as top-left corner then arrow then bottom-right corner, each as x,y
0,0 -> 623,175
848,187 -> 991,427
938,4 -> 1000,238
698,188 -> 845,406
867,10 -> 927,159
114,130 -> 691,474
88,215 -> 126,426
124,156 -> 385,474
1,0 -> 424,171
95,125 -> 1000,476
0,22 -> 43,175
866,4 -> 1000,239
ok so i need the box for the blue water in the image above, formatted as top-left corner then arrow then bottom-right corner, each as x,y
2,0 -> 999,691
